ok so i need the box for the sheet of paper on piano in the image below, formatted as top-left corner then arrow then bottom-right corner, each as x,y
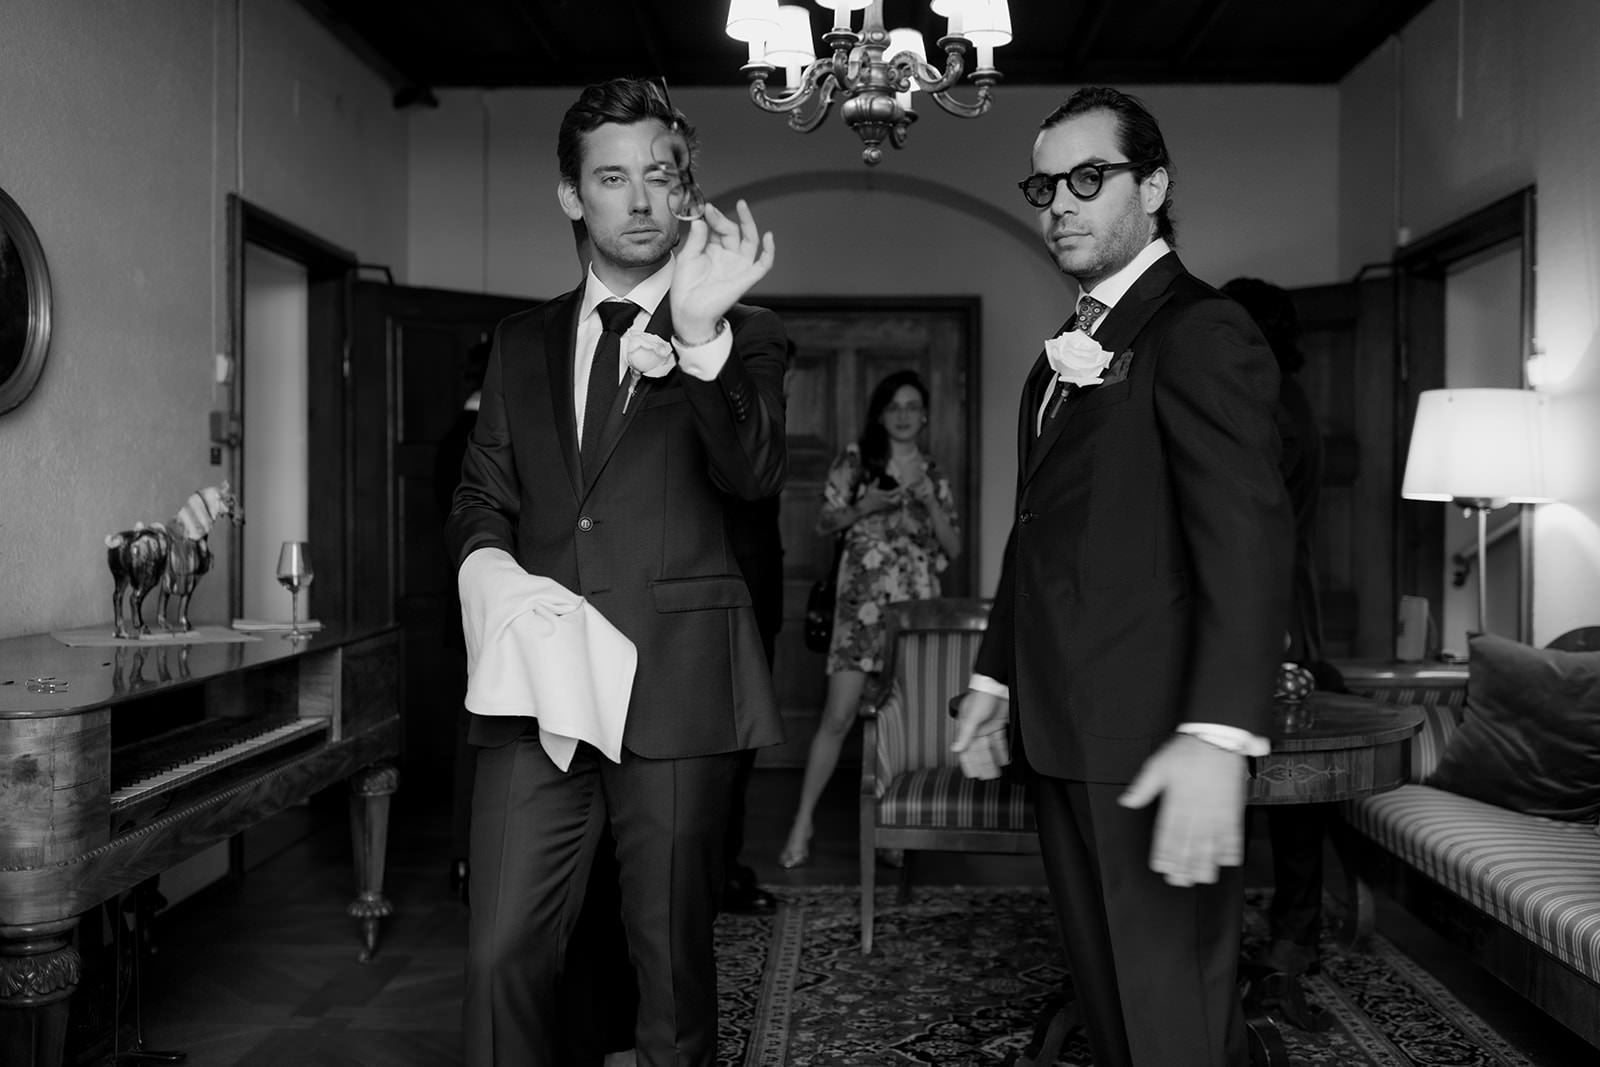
231,618 -> 325,633
51,623 -> 261,647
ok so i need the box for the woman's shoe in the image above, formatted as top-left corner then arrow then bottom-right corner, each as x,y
777,838 -> 812,869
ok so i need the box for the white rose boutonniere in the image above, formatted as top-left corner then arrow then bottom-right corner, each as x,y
1044,330 -> 1115,388
623,328 -> 676,379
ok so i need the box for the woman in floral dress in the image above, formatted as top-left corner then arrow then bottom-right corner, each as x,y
779,370 -> 961,868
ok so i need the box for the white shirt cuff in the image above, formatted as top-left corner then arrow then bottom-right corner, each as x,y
671,319 -> 731,380
1177,722 -> 1271,757
968,673 -> 1010,701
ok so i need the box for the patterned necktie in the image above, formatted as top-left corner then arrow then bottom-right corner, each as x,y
1043,295 -> 1110,430
1075,293 -> 1109,334
581,300 -> 640,467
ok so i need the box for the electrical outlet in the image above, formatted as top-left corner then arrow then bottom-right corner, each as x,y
209,446 -> 223,466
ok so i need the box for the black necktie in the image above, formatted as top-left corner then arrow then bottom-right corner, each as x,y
581,300 -> 639,467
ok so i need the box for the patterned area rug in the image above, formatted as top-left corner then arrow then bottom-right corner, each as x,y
714,887 -> 1533,1067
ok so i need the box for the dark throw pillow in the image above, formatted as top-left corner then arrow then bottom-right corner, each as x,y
1426,632 -> 1600,820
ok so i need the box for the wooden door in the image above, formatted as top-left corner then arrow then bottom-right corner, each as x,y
348,282 -> 536,795
759,298 -> 980,767
1290,277 -> 1398,661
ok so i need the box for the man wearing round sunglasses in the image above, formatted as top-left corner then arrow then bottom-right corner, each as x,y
446,77 -> 787,1067
952,87 -> 1292,1067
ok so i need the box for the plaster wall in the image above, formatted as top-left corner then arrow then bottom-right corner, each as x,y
1339,0 -> 1600,643
0,0 -> 408,639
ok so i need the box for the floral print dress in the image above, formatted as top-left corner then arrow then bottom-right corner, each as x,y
824,443 -> 959,674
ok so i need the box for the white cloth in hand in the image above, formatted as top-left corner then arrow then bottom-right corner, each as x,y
458,547 -> 637,771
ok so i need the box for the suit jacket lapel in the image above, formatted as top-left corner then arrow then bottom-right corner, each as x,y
545,292 -> 583,498
1022,253 -> 1184,483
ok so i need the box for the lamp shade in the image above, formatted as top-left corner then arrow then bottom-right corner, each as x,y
766,5 -> 816,66
1401,388 -> 1553,504
962,0 -> 1012,46
726,0 -> 782,42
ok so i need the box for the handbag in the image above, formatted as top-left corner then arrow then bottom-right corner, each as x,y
803,535 -> 845,653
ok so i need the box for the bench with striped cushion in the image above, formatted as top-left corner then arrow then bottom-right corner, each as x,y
858,598 -> 1038,953
1338,650 -> 1600,1050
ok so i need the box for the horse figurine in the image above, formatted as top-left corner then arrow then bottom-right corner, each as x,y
106,484 -> 244,638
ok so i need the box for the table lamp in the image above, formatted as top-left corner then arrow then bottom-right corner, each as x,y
1400,388 -> 1552,635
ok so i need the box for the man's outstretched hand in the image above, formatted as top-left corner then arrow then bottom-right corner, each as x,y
1118,733 -> 1248,887
950,689 -> 1010,780
670,199 -> 775,343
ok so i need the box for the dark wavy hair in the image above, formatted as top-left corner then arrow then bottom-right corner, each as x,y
557,78 -> 697,186
1222,277 -> 1304,374
858,370 -> 930,486
1040,86 -> 1176,245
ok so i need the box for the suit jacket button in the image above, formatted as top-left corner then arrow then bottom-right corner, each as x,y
1019,510 -> 1034,524
577,516 -> 594,532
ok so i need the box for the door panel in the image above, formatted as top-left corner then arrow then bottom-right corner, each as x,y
1290,277 -> 1397,661
760,298 -> 980,767
349,282 -> 536,795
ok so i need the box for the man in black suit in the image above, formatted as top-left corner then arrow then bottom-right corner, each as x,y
953,87 -> 1292,1067
445,77 -> 787,1066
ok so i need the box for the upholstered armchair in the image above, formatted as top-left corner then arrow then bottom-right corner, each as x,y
858,597 -> 1038,953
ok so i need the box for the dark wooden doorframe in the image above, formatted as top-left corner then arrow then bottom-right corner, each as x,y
762,295 -> 983,598
225,195 -> 357,625
1392,187 -> 1536,644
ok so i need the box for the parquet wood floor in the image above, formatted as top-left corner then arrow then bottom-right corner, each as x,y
110,769 -> 1593,1066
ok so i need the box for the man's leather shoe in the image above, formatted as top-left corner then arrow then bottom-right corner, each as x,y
1254,937 -> 1321,977
723,866 -> 779,915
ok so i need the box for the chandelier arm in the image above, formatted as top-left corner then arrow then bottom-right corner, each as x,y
744,58 -> 847,116
885,48 -> 969,96
787,78 -> 840,133
928,81 -> 999,121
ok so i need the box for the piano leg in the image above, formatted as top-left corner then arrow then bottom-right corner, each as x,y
0,917 -> 80,1067
347,762 -> 399,963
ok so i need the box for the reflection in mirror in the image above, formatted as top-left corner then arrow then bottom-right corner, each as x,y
0,186 -> 53,416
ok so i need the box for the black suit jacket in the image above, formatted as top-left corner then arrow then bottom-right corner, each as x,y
976,252 -> 1292,782
445,285 -> 789,758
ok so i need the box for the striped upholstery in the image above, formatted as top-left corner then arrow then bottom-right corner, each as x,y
872,625 -> 988,791
1345,683 -> 1467,781
878,767 -> 1037,830
866,599 -> 1034,834
1346,784 -> 1600,980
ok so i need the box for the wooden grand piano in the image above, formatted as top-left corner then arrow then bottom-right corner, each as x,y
0,623 -> 401,1067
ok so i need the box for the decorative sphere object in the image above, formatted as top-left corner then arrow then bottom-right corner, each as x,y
1274,662 -> 1316,704
1273,662 -> 1317,732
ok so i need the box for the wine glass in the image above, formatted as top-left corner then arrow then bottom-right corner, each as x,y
275,541 -> 314,638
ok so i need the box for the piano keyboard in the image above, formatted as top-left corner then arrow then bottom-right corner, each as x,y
110,717 -> 330,809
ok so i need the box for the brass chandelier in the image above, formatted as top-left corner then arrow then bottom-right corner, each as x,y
725,0 -> 1012,165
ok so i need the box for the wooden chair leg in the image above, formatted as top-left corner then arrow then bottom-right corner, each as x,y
860,808 -> 877,955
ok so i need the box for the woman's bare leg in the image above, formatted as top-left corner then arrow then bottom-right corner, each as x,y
779,668 -> 868,866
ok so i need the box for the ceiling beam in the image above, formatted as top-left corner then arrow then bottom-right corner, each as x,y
626,0 -> 674,82
293,0 -> 437,107
1171,0 -> 1230,68
509,0 -> 566,67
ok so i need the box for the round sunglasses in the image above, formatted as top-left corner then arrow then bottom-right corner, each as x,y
1017,160 -> 1154,208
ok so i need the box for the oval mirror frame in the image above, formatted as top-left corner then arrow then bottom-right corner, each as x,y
0,186 -> 53,416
